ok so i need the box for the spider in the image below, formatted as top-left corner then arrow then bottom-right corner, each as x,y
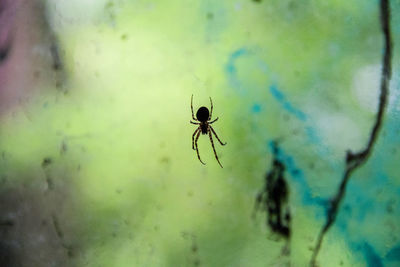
190,95 -> 227,168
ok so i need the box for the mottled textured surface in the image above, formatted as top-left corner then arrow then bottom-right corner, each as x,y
0,0 -> 399,266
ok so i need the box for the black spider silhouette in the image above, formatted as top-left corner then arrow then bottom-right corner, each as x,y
190,95 -> 227,168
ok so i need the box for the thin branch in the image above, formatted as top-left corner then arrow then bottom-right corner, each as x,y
310,0 -> 392,265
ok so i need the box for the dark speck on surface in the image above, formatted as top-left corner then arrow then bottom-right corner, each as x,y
160,157 -> 170,164
386,199 -> 394,213
60,141 -> 67,155
50,43 -> 62,71
41,157 -> 52,168
34,70 -> 40,78
0,43 -> 11,63
0,219 -> 14,227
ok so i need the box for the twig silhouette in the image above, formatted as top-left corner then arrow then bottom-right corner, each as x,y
310,0 -> 392,266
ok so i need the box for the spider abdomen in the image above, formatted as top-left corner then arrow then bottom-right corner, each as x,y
200,124 -> 208,134
196,106 -> 209,122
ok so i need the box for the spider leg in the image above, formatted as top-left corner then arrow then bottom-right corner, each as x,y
195,130 -> 205,165
209,97 -> 213,120
209,117 -> 218,124
209,126 -> 227,146
191,94 -> 197,121
192,127 -> 200,150
190,121 -> 200,125
208,128 -> 223,168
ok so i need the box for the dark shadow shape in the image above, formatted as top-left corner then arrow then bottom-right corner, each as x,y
0,31 -> 13,64
0,43 -> 11,63
254,141 -> 291,240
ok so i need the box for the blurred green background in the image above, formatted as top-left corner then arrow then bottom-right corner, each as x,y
0,0 -> 399,266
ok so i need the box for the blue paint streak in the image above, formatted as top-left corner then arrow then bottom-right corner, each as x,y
339,172 -> 400,225
225,48 -> 249,94
269,83 -> 333,160
270,85 -> 284,101
225,49 -> 311,125
305,126 -> 321,145
267,141 -> 328,210
224,47 -> 400,265
269,85 -> 307,121
225,49 -> 322,151
268,84 -> 327,152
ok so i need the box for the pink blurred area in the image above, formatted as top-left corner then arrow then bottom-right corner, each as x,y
0,0 -> 64,115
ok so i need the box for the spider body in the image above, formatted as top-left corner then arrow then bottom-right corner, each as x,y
190,95 -> 227,168
196,107 -> 210,134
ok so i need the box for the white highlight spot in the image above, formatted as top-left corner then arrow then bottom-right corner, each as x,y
314,112 -> 363,152
352,65 -> 381,112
